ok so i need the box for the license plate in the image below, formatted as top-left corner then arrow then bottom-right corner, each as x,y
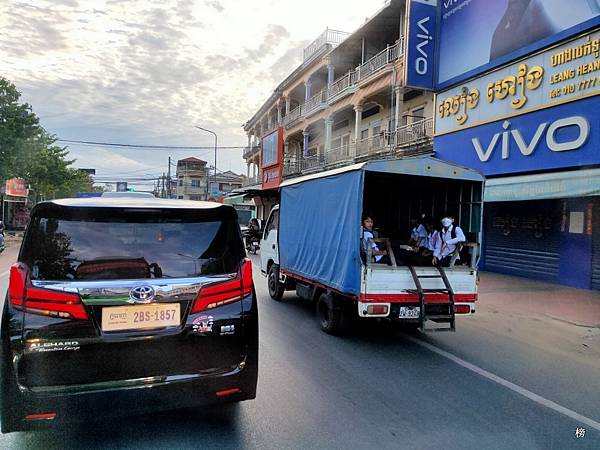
102,303 -> 180,332
399,306 -> 420,319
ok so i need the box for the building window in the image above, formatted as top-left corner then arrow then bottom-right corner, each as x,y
178,195 -> 183,199
178,178 -> 183,187
360,129 -> 369,140
361,106 -> 380,120
191,179 -> 202,188
412,107 -> 425,121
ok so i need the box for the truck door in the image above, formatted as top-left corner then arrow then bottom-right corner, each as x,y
260,207 -> 279,273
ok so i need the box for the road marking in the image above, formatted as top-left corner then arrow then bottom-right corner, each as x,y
0,270 -> 8,279
406,335 -> 600,432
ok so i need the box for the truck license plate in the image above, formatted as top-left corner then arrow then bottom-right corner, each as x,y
102,303 -> 180,331
399,306 -> 420,319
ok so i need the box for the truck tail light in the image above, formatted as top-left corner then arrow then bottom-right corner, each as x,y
192,259 -> 253,314
8,263 -> 88,320
454,304 -> 472,314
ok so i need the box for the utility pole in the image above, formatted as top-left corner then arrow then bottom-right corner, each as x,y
167,156 -> 172,199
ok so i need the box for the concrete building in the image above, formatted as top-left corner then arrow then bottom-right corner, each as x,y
241,0 -> 435,219
176,157 -> 208,201
210,170 -> 244,198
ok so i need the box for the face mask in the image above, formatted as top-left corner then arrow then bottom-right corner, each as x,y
441,218 -> 452,227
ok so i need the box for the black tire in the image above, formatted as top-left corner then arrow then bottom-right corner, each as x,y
267,264 -> 285,301
317,293 -> 348,335
1,304 -> 21,434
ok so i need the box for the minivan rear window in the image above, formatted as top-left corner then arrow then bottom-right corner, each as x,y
21,216 -> 245,280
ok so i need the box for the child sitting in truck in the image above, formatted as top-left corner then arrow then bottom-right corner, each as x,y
361,214 -> 390,265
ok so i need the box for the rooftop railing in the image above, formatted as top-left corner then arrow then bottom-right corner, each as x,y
303,28 -> 350,63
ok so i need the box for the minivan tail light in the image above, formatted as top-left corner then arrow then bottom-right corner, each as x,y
192,259 -> 253,314
8,263 -> 28,306
8,262 -> 88,320
25,287 -> 88,320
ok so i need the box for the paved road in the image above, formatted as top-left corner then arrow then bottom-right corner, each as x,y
0,248 -> 598,449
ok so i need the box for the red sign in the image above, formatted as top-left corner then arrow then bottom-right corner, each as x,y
5,178 -> 28,197
261,128 -> 283,189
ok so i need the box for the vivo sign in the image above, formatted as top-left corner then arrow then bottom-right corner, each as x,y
435,97 -> 600,176
405,0 -> 437,90
473,116 -> 590,162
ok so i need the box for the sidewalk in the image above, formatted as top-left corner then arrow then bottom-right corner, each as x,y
478,272 -> 600,328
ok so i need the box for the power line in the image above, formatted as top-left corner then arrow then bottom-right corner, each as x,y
58,139 -> 247,150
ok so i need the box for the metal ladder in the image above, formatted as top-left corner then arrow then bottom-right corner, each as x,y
407,266 -> 456,332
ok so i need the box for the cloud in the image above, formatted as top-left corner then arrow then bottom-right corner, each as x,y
245,24 -> 291,60
207,1 -> 224,13
1,0 -> 371,181
0,3 -> 71,56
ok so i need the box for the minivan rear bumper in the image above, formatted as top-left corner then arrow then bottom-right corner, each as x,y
9,361 -> 257,432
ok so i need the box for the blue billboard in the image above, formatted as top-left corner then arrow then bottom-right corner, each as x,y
435,96 -> 600,176
405,0 -> 438,90
437,0 -> 600,89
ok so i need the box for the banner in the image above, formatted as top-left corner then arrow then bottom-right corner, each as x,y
261,128 -> 283,189
437,0 -> 600,88
436,28 -> 600,135
5,178 -> 28,197
405,0 -> 438,90
435,96 -> 600,176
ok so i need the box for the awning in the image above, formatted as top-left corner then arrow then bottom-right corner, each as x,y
222,194 -> 254,206
485,168 -> 600,202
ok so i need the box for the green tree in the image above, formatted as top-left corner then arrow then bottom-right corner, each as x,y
0,77 -> 44,183
0,76 -> 95,200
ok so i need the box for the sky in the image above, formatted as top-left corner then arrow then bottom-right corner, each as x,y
1,0 -> 378,191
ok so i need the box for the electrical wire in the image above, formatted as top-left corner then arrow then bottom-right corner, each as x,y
58,139 -> 247,150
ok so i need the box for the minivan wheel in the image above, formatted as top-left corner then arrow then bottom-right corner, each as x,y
317,293 -> 346,335
267,264 -> 285,301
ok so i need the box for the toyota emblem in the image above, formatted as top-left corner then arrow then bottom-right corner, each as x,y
129,285 -> 156,303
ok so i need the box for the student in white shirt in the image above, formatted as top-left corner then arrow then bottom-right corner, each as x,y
433,215 -> 466,267
362,215 -> 388,264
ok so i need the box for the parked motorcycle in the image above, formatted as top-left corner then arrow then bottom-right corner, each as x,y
244,229 -> 261,255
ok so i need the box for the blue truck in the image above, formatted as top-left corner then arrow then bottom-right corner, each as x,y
260,156 -> 484,334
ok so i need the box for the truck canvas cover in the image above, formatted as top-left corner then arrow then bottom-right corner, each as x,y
278,157 -> 484,296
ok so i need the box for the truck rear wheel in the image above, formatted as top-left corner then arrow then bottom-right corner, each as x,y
267,264 -> 285,301
317,293 -> 347,335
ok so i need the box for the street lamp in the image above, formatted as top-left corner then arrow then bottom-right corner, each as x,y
194,126 -> 218,197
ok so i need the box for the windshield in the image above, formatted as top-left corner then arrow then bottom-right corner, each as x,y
21,217 -> 244,280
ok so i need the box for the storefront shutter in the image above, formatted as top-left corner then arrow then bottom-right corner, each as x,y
483,201 -> 560,282
591,200 -> 600,291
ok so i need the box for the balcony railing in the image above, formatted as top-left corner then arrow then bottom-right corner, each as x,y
282,39 -> 404,129
282,159 -> 301,177
302,89 -> 328,115
324,144 -> 353,166
327,70 -> 359,100
287,117 -> 432,176
355,131 -> 397,159
396,118 -> 433,147
301,154 -> 322,172
303,28 -> 350,63
357,42 -> 401,81
283,105 -> 302,127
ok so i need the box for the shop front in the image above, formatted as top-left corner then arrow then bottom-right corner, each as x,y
434,26 -> 600,290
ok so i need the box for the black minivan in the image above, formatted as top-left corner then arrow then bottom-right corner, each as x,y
0,198 -> 258,433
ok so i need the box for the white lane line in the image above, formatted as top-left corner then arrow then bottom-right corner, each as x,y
0,270 -> 8,279
406,335 -> 600,432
